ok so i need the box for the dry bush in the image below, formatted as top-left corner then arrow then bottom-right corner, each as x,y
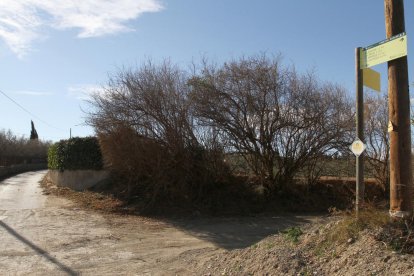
98,126 -> 168,203
189,55 -> 354,194
98,125 -> 234,211
88,61 -> 232,211
86,56 -> 363,212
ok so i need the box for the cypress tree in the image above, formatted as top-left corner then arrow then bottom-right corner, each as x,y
30,120 -> 38,140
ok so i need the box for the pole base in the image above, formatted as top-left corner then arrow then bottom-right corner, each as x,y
389,210 -> 412,219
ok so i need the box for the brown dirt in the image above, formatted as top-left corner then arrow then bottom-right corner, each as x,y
41,173 -> 125,213
40,173 -> 414,276
195,215 -> 414,276
0,171 -> 318,275
41,174 -> 414,276
3,171 -> 412,275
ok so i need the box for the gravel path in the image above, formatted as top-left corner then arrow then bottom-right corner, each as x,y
0,171 -> 317,275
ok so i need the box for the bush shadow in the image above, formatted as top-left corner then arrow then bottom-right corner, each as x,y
162,214 -> 317,250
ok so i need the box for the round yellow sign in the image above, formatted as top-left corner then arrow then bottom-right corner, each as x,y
350,139 -> 366,156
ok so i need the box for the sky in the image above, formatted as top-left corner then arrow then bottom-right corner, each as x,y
0,0 -> 413,142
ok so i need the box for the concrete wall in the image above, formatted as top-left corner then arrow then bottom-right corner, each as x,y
0,164 -> 47,180
48,170 -> 110,191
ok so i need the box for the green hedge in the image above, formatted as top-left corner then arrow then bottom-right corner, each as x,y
48,137 -> 103,171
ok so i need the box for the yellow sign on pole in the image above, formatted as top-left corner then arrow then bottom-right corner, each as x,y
360,32 -> 407,69
363,68 -> 381,92
350,139 -> 366,156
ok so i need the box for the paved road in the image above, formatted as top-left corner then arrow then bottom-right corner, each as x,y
0,170 -> 47,211
0,171 -> 317,275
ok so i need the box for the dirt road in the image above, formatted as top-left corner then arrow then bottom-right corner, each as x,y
0,171 -> 317,275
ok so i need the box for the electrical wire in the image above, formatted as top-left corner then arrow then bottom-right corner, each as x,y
0,88 -> 64,131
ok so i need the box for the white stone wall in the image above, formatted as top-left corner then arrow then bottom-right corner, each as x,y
48,170 -> 110,191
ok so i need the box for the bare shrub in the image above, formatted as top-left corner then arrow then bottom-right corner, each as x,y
86,56 -> 358,211
189,55 -> 354,194
87,61 -> 230,210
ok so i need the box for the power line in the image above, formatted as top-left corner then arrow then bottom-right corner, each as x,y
0,88 -> 64,131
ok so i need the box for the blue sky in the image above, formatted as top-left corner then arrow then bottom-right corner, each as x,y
0,0 -> 413,141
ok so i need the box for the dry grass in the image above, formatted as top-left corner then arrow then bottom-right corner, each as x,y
308,205 -> 414,257
375,216 -> 414,254
311,207 -> 390,256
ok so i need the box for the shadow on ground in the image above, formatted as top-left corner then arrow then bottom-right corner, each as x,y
0,220 -> 78,276
164,214 -> 316,250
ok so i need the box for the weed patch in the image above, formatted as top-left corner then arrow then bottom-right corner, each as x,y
283,226 -> 303,243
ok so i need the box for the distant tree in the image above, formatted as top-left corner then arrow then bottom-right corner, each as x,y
0,129 -> 50,166
364,94 -> 389,191
30,120 -> 38,140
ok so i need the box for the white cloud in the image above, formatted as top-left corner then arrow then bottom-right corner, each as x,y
0,2 -> 43,58
0,0 -> 163,58
68,84 -> 106,100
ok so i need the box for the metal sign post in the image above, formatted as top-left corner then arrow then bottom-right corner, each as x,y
355,48 -> 365,215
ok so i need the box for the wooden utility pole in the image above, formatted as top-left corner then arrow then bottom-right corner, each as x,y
355,47 -> 365,214
385,0 -> 413,218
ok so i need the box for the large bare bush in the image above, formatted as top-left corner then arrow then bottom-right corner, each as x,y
189,55 -> 354,193
86,56 -> 357,209
87,61 -> 230,208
